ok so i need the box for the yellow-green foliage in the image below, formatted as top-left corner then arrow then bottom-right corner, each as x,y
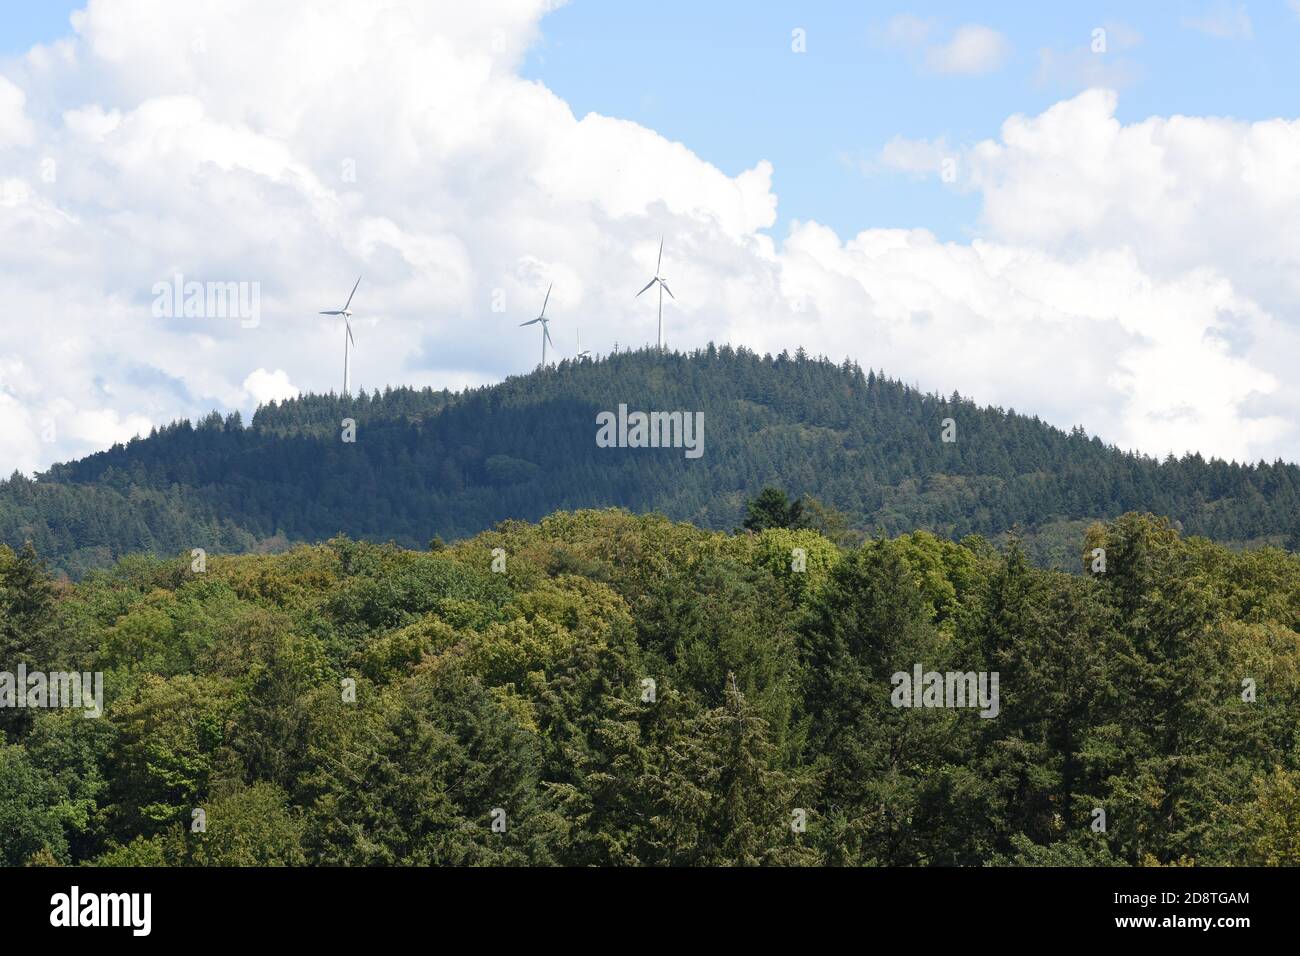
1215,768 -> 1300,865
889,530 -> 984,631
740,527 -> 840,599
462,615 -> 580,689
188,783 -> 307,866
357,615 -> 458,682
508,574 -> 632,638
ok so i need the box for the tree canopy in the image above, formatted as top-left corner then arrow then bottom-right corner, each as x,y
2,508 -> 1298,866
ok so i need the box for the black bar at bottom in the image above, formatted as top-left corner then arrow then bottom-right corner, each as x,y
0,865 -> 1275,942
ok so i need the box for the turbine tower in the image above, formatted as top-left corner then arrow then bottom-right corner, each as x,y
635,237 -> 674,351
519,283 -> 554,367
320,276 -> 361,395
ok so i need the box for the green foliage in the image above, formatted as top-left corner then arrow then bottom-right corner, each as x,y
742,487 -> 806,532
744,527 -> 840,600
106,674 -> 234,837
188,783 -> 307,866
300,660 -> 561,865
91,834 -> 178,866
1208,768 -> 1300,865
0,508 -> 1297,866
0,543 -> 57,740
0,744 -> 69,865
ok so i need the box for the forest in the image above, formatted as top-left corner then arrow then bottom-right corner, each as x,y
3,346 -> 1300,578
2,505 -> 1298,866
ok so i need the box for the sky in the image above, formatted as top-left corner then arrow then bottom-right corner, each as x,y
2,0 -> 1300,474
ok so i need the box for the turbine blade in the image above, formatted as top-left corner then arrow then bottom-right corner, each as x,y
346,320 -> 356,346
660,281 -> 675,300
519,317 -> 541,326
540,282 -> 551,317
343,275 -> 362,312
635,277 -> 656,297
657,236 -> 663,273
320,310 -> 342,315
544,325 -> 554,348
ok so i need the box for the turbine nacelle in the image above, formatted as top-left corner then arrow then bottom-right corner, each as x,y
518,315 -> 554,345
320,276 -> 362,320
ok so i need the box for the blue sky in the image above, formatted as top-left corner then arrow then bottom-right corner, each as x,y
521,1 -> 1300,240
0,1 -> 80,53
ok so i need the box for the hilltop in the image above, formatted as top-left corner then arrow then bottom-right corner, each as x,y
3,345 -> 1299,576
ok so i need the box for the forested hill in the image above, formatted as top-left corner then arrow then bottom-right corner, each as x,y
3,344 -> 1300,577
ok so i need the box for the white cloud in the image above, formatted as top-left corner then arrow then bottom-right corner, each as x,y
876,87 -> 1300,459
961,90 -> 1300,308
0,0 -> 1295,480
0,76 -> 35,146
243,368 -> 300,406
924,25 -> 1011,75
769,226 -> 1284,462
1182,3 -> 1254,38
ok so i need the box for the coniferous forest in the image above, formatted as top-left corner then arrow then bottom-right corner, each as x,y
2,507 -> 1299,867
2,348 -> 1299,579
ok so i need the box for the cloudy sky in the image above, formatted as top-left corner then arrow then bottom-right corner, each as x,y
3,0 -> 1300,474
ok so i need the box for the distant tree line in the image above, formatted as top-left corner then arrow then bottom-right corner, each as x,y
3,346 -> 1299,577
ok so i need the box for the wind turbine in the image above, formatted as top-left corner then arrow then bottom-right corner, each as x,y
320,276 -> 360,395
575,328 -> 591,360
519,283 -> 554,367
636,237 -> 674,351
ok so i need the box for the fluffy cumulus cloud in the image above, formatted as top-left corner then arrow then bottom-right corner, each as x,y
242,368 -> 299,406
0,0 -> 1297,475
877,88 -> 1300,462
0,76 -> 35,146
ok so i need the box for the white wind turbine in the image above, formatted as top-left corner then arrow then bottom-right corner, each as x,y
575,328 -> 591,360
635,237 -> 674,351
519,283 -> 555,367
320,276 -> 361,395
